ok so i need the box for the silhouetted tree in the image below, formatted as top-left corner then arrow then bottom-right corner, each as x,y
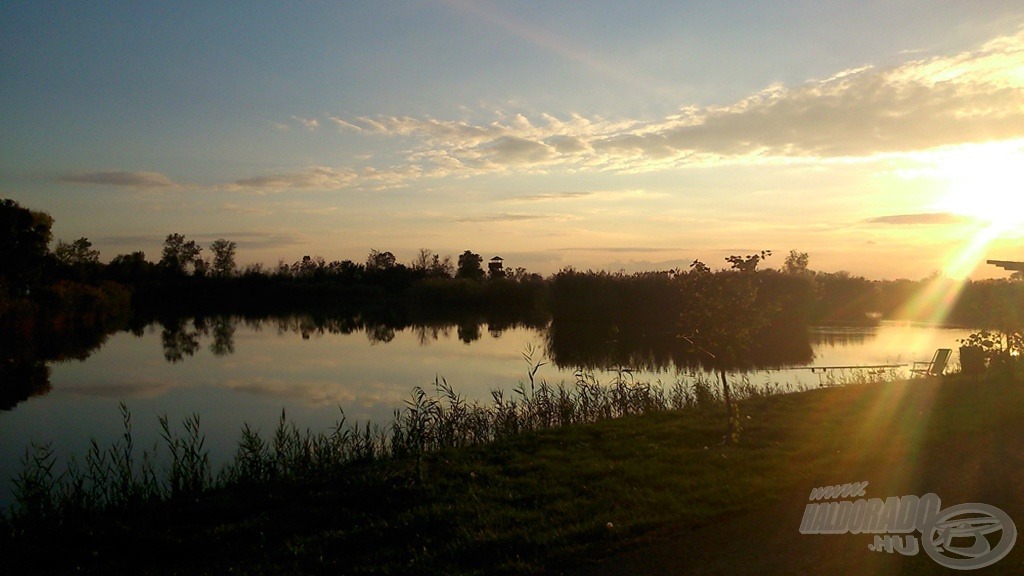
107,251 -> 154,282
412,248 -> 434,272
429,254 -> 454,278
366,249 -> 397,272
209,238 -> 237,278
0,199 -> 53,295
159,233 -> 202,275
54,237 -> 100,267
726,250 -> 771,272
292,255 -> 326,278
784,250 -> 810,275
457,250 -> 484,280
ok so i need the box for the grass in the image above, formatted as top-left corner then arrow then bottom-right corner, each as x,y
2,361 -> 1021,575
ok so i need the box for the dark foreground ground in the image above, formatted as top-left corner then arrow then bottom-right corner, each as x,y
4,369 -> 1023,575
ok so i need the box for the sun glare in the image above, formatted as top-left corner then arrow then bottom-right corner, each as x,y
931,140 -> 1024,232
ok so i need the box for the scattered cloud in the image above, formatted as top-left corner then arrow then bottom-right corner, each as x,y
292,115 -> 319,130
511,191 -> 596,202
61,170 -> 179,188
65,379 -> 177,399
455,212 -> 553,223
252,30 -> 1024,192
863,212 -> 978,225
224,166 -> 358,191
350,43 -> 1020,170
222,165 -> 428,192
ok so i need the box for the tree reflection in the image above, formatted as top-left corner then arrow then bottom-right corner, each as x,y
161,318 -> 201,362
209,316 -> 236,356
0,358 -> 51,410
545,318 -> 814,373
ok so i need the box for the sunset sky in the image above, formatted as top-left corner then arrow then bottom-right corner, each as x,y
3,1 -> 1024,280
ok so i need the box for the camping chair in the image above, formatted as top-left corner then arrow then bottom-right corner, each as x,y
910,348 -> 951,377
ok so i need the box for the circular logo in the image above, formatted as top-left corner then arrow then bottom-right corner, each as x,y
921,503 -> 1017,570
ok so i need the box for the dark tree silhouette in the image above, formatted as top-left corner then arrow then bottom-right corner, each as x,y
210,238 -> 237,278
366,249 -> 397,272
457,250 -> 484,280
0,198 -> 53,295
160,233 -> 202,275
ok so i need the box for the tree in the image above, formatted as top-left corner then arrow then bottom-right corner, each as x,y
159,233 -> 202,275
107,251 -> 153,282
679,267 -> 771,443
54,237 -> 102,281
54,236 -> 100,265
456,250 -> 484,280
366,249 -> 397,272
411,248 -> 434,272
784,250 -> 810,275
0,199 -> 53,295
726,250 -> 771,272
210,238 -> 237,278
429,254 -> 454,278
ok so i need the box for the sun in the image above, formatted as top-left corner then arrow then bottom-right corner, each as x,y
930,140 -> 1024,232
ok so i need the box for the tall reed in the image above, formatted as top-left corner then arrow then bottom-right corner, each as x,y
2,362 -> 897,531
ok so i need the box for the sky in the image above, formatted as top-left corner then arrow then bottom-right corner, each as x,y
3,1 -> 1024,280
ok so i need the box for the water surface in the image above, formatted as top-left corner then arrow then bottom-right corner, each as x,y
0,318 -> 973,505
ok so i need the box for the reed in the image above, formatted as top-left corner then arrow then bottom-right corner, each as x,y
2,361 -> 896,532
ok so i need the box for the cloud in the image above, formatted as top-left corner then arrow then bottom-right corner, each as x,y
223,165 -> 427,192
455,212 -> 552,223
61,171 -> 178,188
512,191 -> 596,202
264,29 -> 1024,188
224,166 -> 358,191
292,116 -> 319,130
863,212 -> 978,225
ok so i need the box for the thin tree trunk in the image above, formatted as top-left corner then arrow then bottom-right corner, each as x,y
719,367 -> 732,440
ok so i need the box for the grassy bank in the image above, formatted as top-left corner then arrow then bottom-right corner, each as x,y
3,364 -> 1023,574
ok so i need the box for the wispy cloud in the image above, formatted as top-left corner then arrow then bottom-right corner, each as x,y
291,115 -> 319,130
455,212 -> 553,223
511,191 -> 596,202
863,213 -> 978,225
251,29 -> 1024,191
222,165 -> 426,192
61,171 -> 179,189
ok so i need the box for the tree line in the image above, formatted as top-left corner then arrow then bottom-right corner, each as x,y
3,198 -> 1023,338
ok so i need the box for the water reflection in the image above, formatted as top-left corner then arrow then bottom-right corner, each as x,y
151,312 -> 551,363
0,359 -> 51,410
0,320 -> 117,410
808,326 -> 875,348
544,320 -> 815,373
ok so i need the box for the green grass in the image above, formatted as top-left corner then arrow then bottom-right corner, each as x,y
3,362 -> 1022,575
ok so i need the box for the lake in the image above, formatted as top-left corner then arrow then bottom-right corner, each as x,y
0,317 -> 974,505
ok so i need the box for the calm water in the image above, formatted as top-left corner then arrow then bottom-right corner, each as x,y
0,318 -> 973,505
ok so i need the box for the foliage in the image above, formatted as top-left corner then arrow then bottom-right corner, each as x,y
0,198 -> 53,295
209,238 -> 237,278
365,249 -> 397,272
159,233 -> 202,276
54,237 -> 100,267
784,249 -> 809,274
725,249 -> 771,272
457,250 -> 484,280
